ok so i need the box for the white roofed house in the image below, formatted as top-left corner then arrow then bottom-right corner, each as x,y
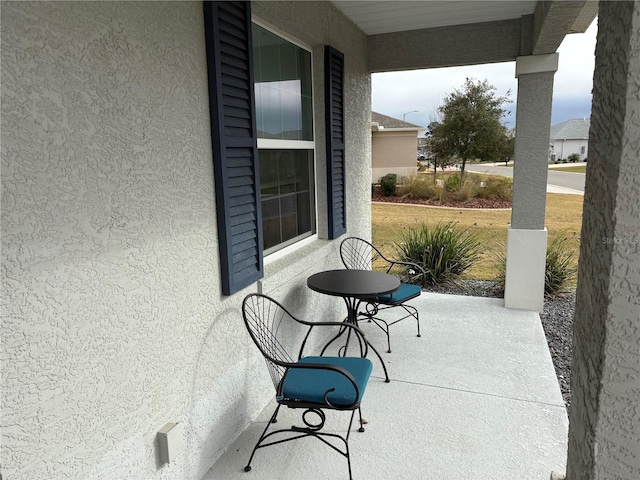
550,118 -> 590,161
371,111 -> 423,183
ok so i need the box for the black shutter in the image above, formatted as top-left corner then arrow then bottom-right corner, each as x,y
325,46 -> 346,239
204,1 -> 263,295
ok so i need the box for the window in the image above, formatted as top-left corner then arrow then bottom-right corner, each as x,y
259,149 -> 314,251
204,1 -> 345,295
253,23 -> 316,255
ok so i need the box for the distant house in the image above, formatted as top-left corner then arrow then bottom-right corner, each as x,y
549,118 -> 590,161
371,112 -> 423,183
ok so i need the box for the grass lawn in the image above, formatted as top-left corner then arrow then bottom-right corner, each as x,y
550,165 -> 587,173
372,193 -> 583,282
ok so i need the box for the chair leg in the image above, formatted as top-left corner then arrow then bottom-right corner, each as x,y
244,405 -> 364,479
404,304 -> 421,337
362,303 -> 421,356
244,403 -> 282,472
369,317 -> 392,353
345,408 -> 357,480
357,407 -> 365,433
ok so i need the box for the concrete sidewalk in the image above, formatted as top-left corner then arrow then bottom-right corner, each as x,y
547,184 -> 584,195
204,293 -> 568,480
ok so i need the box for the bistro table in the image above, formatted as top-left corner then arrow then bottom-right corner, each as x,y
307,269 -> 400,382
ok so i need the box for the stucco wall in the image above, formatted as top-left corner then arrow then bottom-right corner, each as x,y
1,2 -> 369,479
550,138 -> 588,160
567,2 -> 640,479
511,70 -> 554,230
371,130 -> 418,183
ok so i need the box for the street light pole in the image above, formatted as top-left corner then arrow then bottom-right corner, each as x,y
403,110 -> 419,121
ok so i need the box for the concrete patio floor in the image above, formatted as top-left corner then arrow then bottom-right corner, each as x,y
205,292 -> 568,480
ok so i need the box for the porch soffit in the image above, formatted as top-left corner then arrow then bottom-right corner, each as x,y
331,0 -> 597,72
332,1 -> 537,35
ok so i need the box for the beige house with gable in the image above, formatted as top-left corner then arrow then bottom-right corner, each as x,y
371,111 -> 423,183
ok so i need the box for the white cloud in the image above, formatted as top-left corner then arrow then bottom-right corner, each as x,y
554,21 -> 597,98
372,20 -> 598,130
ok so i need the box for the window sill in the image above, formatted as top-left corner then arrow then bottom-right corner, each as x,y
263,234 -> 319,266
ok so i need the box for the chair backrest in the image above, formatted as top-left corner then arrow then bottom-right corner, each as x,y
242,294 -> 299,391
340,237 -> 381,270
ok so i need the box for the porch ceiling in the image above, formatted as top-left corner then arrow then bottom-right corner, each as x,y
332,0 -> 537,35
332,0 -> 598,72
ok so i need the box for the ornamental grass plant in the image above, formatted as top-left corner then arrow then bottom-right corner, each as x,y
396,172 -> 512,203
473,175 -> 513,201
492,233 -> 578,295
544,234 -> 578,295
399,174 -> 440,200
394,220 -> 481,286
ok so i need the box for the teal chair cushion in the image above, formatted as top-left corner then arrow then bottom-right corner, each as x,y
281,356 -> 373,406
374,282 -> 421,304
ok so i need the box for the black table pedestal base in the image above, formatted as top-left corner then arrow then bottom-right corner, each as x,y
320,296 -> 390,383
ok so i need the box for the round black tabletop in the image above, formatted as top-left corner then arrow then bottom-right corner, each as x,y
307,269 -> 400,298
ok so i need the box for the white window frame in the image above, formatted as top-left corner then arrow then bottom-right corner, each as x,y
252,18 -> 319,259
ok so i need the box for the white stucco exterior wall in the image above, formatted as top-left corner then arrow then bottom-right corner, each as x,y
550,138 -> 589,161
1,2 -> 370,479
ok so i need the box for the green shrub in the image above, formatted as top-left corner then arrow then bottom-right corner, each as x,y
568,153 -> 580,163
394,221 -> 481,286
380,173 -> 397,196
444,174 -> 461,191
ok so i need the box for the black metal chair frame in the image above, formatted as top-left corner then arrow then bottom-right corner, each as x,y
340,237 -> 425,353
242,293 -> 372,480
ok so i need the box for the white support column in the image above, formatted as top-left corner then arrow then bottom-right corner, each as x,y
504,53 -> 558,311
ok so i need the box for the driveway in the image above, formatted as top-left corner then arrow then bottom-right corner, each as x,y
466,163 -> 585,195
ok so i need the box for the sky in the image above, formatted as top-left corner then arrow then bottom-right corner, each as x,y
372,20 -> 598,131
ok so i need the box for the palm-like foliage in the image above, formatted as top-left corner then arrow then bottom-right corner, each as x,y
544,235 -> 578,295
394,221 -> 481,286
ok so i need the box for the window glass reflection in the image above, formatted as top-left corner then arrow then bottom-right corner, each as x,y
253,24 -> 312,140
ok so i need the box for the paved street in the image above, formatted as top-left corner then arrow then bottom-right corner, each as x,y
466,163 -> 586,194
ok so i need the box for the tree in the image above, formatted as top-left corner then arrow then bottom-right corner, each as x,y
428,78 -> 511,185
500,129 -> 516,165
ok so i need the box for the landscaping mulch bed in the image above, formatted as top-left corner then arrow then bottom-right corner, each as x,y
372,186 -> 512,209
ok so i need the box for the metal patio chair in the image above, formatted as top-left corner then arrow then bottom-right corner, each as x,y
242,293 -> 373,480
340,237 -> 424,353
